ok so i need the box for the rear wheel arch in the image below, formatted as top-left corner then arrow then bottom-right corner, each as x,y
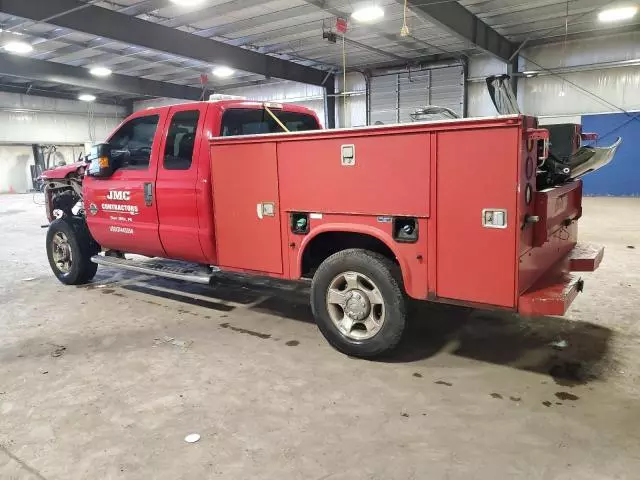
297,226 -> 412,288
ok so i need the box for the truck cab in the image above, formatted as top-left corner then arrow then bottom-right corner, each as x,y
83,100 -> 321,262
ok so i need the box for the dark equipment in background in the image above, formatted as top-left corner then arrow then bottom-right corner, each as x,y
486,75 -> 621,189
410,106 -> 459,122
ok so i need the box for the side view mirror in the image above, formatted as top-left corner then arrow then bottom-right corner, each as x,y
86,144 -> 130,178
86,143 -> 114,178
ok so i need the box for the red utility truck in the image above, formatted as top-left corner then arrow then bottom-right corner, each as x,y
40,97 -> 619,357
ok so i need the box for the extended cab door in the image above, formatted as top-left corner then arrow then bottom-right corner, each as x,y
155,104 -> 208,262
84,111 -> 167,257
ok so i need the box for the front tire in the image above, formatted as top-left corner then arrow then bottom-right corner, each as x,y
46,218 -> 99,285
311,249 -> 407,358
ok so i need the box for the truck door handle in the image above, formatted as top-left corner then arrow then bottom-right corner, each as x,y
143,182 -> 153,207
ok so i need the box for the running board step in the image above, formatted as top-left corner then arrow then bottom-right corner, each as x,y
91,255 -> 216,284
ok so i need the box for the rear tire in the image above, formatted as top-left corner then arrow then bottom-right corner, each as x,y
311,248 -> 406,358
46,218 -> 99,285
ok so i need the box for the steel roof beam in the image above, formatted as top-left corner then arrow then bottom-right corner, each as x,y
0,52 -> 204,100
300,0 -> 447,63
0,80 -> 126,105
0,0 -> 332,86
400,0 -> 516,62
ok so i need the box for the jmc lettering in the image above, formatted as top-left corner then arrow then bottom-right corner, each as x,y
106,190 -> 131,201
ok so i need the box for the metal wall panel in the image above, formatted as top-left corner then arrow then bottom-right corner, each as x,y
0,92 -> 124,144
399,69 -> 430,123
430,67 -> 465,116
371,65 -> 465,124
370,74 -> 398,125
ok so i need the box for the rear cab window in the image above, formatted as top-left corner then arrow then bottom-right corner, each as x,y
220,108 -> 319,136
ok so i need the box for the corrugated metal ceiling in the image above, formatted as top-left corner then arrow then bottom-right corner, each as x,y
0,0 -> 637,100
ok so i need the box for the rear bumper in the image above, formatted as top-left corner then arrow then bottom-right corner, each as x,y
518,243 -> 603,316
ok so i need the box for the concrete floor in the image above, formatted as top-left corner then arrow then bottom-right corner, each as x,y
1,193 -> 639,480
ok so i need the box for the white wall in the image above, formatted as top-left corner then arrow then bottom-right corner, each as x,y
221,73 -> 367,128
519,32 -> 640,116
223,80 -> 330,126
0,92 -> 126,193
0,92 -> 125,144
467,32 -> 640,118
467,54 -> 508,117
133,97 -> 191,111
135,73 -> 369,129
0,145 -> 34,193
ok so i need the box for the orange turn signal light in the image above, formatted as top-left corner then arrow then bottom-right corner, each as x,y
98,156 -> 110,168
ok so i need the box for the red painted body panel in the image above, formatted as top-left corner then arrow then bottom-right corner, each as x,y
518,272 -> 582,316
195,104 -> 220,264
519,242 -> 602,316
80,101 -> 603,318
568,243 -> 604,272
436,126 -> 519,307
84,108 -> 169,257
210,142 -> 284,274
277,133 -> 431,217
287,215 -> 429,299
532,181 -> 582,248
156,103 -> 209,263
517,117 -> 537,257
518,223 -> 577,296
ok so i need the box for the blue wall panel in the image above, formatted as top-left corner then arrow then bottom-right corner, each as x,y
580,112 -> 640,196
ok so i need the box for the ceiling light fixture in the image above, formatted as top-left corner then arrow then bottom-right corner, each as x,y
351,5 -> 384,23
89,66 -> 112,77
3,41 -> 33,54
78,94 -> 97,102
598,6 -> 638,22
212,66 -> 234,78
169,0 -> 205,6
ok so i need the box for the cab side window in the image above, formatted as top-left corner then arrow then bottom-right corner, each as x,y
164,110 -> 200,170
109,115 -> 160,170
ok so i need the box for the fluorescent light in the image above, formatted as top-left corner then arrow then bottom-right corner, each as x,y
351,5 -> 384,23
78,94 -> 97,102
212,66 -> 234,78
523,71 -> 537,77
598,6 -> 637,22
89,66 -> 112,77
3,41 -> 33,54
170,0 -> 204,6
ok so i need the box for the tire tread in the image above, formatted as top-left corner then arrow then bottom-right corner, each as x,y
311,248 -> 406,358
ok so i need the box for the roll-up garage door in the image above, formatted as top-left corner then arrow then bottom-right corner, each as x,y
370,64 -> 465,124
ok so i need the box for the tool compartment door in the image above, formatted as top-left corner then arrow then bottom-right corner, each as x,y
435,127 -> 519,307
210,142 -> 283,274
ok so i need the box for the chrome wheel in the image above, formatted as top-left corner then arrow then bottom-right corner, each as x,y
51,232 -> 73,274
326,271 -> 385,340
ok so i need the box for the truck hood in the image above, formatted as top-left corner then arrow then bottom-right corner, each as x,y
40,161 -> 85,180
